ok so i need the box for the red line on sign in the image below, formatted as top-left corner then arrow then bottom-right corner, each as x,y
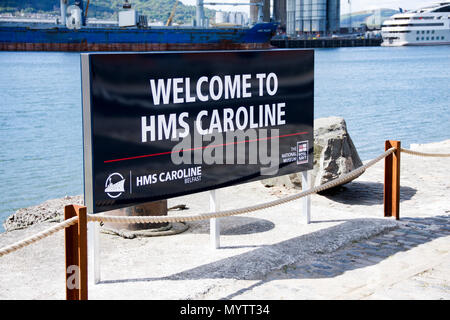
104,131 -> 308,163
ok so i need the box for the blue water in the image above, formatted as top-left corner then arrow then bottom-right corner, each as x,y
0,46 -> 449,231
315,46 -> 450,158
0,52 -> 82,231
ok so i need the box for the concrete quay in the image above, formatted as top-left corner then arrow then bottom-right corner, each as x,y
271,38 -> 382,49
220,215 -> 450,300
0,140 -> 448,299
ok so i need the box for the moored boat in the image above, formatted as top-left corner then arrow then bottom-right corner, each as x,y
381,2 -> 450,46
0,0 -> 277,51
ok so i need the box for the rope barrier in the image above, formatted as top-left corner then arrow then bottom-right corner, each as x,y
8,145 -> 441,258
0,216 -> 79,258
0,135 -> 448,299
400,148 -> 450,158
87,147 -> 396,225
0,148 -> 397,258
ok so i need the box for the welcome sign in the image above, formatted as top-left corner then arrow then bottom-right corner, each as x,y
81,50 -> 314,214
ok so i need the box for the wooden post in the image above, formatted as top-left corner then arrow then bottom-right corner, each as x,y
384,140 -> 401,220
65,205 -> 88,300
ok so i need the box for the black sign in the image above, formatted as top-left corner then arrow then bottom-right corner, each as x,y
81,50 -> 314,214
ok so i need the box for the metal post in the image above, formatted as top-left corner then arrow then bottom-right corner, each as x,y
302,171 -> 311,224
384,140 -> 401,220
257,1 -> 264,23
65,205 -> 88,300
209,190 -> 220,249
60,0 -> 67,25
196,0 -> 205,27
88,221 -> 101,284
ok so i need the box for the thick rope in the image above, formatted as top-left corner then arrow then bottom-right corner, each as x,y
0,216 -> 79,258
88,147 -> 396,224
400,148 -> 450,158
0,147 -> 395,257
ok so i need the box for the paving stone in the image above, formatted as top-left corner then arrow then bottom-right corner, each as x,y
346,250 -> 366,258
311,263 -> 332,270
390,230 -> 408,236
373,239 -> 392,245
397,239 -> 418,246
380,244 -> 402,251
330,260 -> 356,270
377,238 -> 400,245
365,240 -> 382,247
334,256 -> 354,263
352,263 -> 372,269
432,232 -> 450,238
364,249 -> 393,258
364,255 -> 384,264
404,229 -> 429,236
315,270 -> 335,277
353,243 -> 377,250
403,236 -> 428,244
429,217 -> 449,224
351,259 -> 374,267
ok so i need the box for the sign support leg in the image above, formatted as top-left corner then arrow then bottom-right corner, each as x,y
209,190 -> 220,249
88,221 -> 101,284
302,171 -> 311,224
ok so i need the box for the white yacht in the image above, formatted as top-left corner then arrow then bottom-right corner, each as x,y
381,2 -> 450,46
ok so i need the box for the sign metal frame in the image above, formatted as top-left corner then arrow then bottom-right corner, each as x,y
81,49 -> 314,215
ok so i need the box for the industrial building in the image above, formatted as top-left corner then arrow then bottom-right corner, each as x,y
202,0 -> 340,36
250,0 -> 271,24
215,11 -> 249,26
273,0 -> 287,27
281,0 -> 340,36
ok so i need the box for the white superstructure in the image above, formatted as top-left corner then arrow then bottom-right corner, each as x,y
381,2 -> 450,46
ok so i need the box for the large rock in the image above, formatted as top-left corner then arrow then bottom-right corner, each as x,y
262,116 -> 363,190
3,195 -> 84,232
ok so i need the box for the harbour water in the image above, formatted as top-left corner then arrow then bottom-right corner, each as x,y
0,46 -> 449,231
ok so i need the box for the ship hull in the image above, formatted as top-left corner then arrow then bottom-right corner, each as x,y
0,23 -> 276,51
0,41 -> 271,51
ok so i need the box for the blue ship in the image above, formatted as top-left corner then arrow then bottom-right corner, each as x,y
0,0 -> 277,52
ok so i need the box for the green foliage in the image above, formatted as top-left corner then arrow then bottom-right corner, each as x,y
0,0 -> 216,24
0,0 -> 55,12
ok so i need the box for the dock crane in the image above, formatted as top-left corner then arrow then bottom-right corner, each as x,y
196,1 -> 264,27
166,0 -> 179,26
348,0 -> 352,32
84,0 -> 90,19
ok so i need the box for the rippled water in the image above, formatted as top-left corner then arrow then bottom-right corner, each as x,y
315,46 -> 450,159
0,46 -> 449,231
0,52 -> 82,231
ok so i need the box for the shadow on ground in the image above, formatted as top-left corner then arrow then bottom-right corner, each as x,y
320,181 -> 417,205
187,216 -> 276,235
99,214 -> 449,300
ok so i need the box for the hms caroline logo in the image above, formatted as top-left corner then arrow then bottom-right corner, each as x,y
105,173 -> 125,198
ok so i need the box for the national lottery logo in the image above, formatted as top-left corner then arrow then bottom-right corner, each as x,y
297,141 -> 309,165
104,173 -> 126,198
